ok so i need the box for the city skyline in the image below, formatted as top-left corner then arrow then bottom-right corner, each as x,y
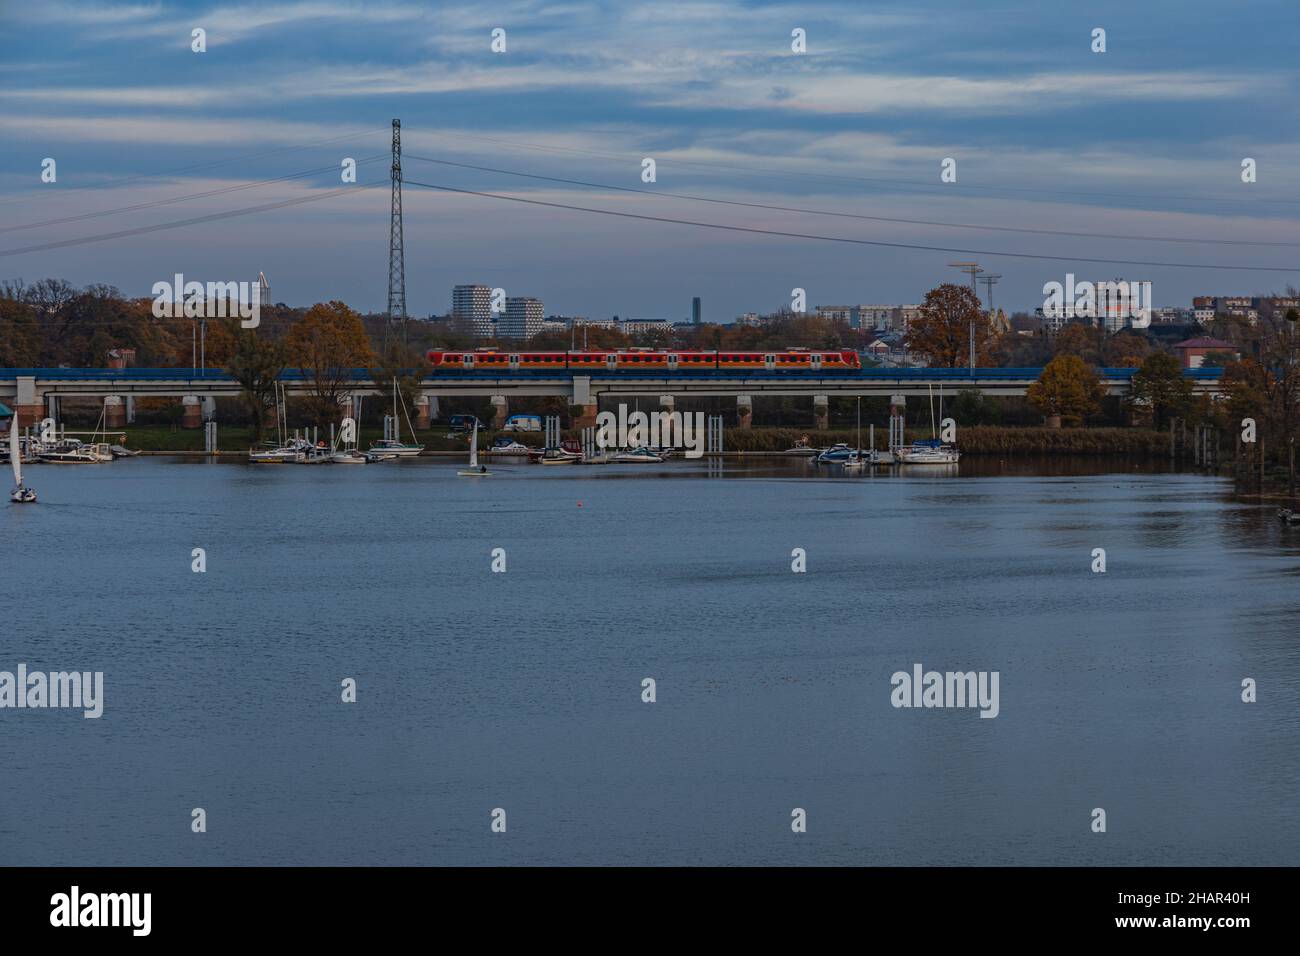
2,1 -> 1298,320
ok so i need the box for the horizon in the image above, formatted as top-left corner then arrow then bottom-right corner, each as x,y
2,0 -> 1298,320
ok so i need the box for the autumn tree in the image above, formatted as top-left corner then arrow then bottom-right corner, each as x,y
1052,322 -> 1104,365
226,322 -> 287,443
285,301 -> 374,422
1027,354 -> 1105,426
0,293 -> 40,366
904,284 -> 993,367
1129,352 -> 1193,430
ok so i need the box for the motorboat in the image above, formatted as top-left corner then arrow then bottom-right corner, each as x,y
38,439 -> 112,463
9,423 -> 36,503
896,439 -> 960,464
528,439 -> 583,463
367,438 -> 423,458
109,444 -> 140,458
815,443 -> 856,464
783,436 -> 820,456
486,436 -> 532,456
298,442 -> 333,464
364,451 -> 399,463
1279,508 -> 1300,526
331,450 -> 367,464
611,446 -> 665,464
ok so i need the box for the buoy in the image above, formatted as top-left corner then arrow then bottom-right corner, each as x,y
577,501 -> 583,508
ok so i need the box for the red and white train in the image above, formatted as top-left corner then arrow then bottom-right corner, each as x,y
426,346 -> 861,372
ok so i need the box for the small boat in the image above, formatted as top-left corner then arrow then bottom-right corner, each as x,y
486,437 -> 532,456
364,451 -> 398,463
529,439 -> 583,463
611,446 -> 665,464
457,422 -> 492,476
368,379 -> 425,458
1279,508 -> 1300,526
815,443 -> 857,464
331,450 -> 367,465
109,444 -> 140,458
896,439 -> 960,464
38,439 -> 112,463
299,441 -> 333,464
783,435 -> 819,456
9,422 -> 36,503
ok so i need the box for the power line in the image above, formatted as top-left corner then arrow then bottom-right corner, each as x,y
0,157 -> 386,235
426,130 -> 1300,207
404,153 -> 1300,248
0,183 -> 380,258
0,126 -> 390,208
401,177 -> 1299,273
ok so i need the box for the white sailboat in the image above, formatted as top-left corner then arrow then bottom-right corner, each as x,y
368,378 -> 424,458
457,421 -> 491,476
9,421 -> 36,503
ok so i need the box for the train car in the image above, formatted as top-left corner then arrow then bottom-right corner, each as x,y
427,348 -> 566,370
426,346 -> 861,372
717,348 -> 861,371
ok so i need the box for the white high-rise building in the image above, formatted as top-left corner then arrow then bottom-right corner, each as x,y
501,296 -> 544,339
452,284 -> 494,338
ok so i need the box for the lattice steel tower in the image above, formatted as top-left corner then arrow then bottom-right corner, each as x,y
386,118 -> 407,350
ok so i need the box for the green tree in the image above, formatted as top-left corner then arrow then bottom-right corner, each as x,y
1129,352 -> 1193,430
1027,355 -> 1105,426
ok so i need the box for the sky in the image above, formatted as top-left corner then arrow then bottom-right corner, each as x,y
0,0 -> 1298,321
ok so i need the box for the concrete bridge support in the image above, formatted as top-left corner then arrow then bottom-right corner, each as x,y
104,395 -> 126,428
659,395 -> 674,417
813,394 -> 829,431
490,395 -> 508,429
415,394 -> 432,429
14,376 -> 45,427
182,395 -> 202,428
736,395 -> 753,430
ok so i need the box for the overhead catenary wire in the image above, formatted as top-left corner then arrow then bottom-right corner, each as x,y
404,153 -> 1300,248
0,182 -> 381,258
0,126 -> 390,208
401,177 -> 1299,273
0,156 -> 387,234
426,130 -> 1300,207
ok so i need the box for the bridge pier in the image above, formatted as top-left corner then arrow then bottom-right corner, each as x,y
415,394 -> 431,430
574,403 -> 599,429
181,395 -> 202,428
104,395 -> 126,428
659,394 -> 674,418
490,395 -> 508,429
14,376 -> 46,427
736,395 -> 752,430
813,394 -> 829,431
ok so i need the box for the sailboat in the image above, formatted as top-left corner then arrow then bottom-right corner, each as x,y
9,420 -> 36,503
368,379 -> 425,458
457,421 -> 491,476
897,383 -> 960,464
840,397 -> 872,470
